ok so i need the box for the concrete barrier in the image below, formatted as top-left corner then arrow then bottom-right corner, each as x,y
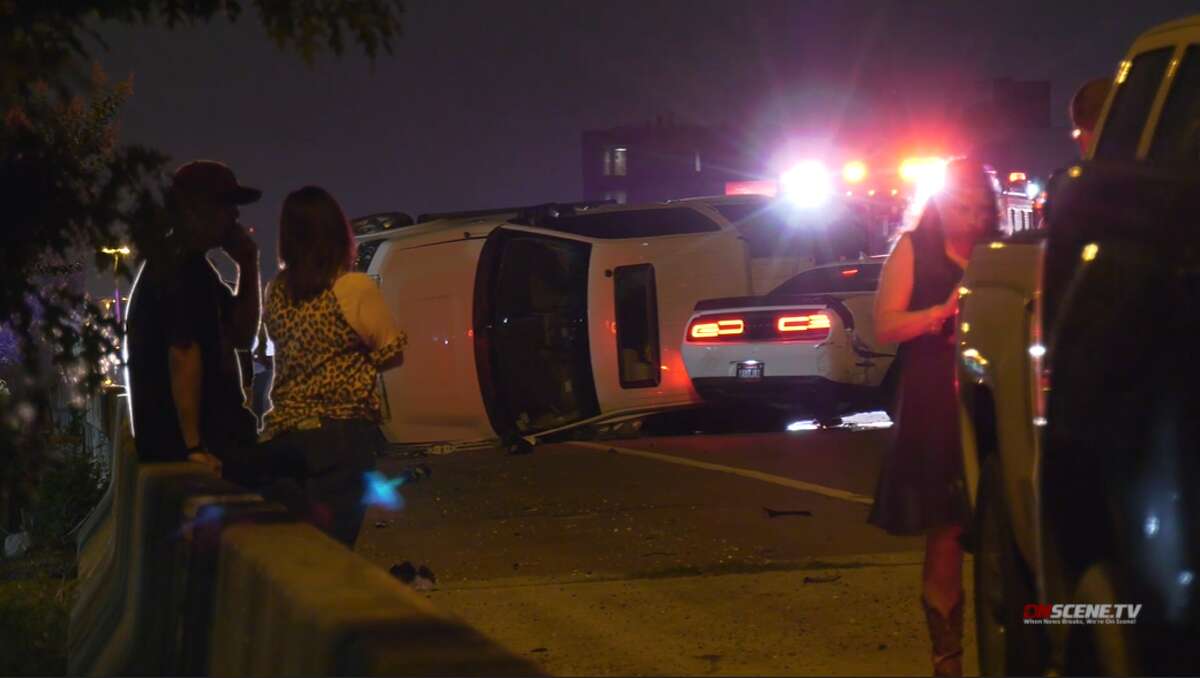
68,394 -> 141,675
68,406 -> 539,676
75,389 -> 131,579
208,522 -> 538,676
71,463 -> 255,676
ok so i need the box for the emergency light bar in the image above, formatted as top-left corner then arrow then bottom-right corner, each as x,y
724,180 -> 779,197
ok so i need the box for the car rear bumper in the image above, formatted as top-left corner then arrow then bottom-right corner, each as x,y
691,375 -> 879,407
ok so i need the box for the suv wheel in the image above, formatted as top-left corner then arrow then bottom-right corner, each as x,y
975,454 -> 1049,675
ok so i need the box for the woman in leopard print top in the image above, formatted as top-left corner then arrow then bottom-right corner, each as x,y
260,186 -> 406,546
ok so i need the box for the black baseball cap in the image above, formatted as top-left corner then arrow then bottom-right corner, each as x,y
172,160 -> 262,205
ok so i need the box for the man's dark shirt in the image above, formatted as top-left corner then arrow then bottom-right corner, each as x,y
125,252 -> 257,462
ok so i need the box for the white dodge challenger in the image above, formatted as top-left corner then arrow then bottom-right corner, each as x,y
681,258 -> 898,425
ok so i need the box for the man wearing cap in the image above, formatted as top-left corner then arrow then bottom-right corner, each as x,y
125,160 -> 263,473
1069,76 -> 1112,157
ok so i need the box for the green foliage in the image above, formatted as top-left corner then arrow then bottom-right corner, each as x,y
26,409 -> 110,548
0,0 -> 405,532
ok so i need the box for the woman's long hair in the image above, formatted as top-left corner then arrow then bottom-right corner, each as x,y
905,158 -> 1001,242
277,186 -> 356,302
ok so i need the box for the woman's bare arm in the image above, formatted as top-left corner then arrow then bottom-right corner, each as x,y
873,235 -> 957,345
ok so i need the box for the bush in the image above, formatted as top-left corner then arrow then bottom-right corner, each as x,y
26,409 -> 109,549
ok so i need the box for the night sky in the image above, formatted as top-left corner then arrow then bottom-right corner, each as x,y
95,0 -> 1199,278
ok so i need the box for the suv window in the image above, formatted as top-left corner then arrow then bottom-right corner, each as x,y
1094,48 -> 1173,161
1150,45 -> 1200,165
768,262 -> 883,295
613,264 -> 660,389
548,208 -> 720,239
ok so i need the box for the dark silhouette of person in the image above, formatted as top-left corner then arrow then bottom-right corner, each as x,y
1070,76 -> 1113,157
124,160 -> 262,474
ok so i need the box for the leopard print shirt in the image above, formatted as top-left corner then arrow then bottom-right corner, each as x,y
261,280 -> 405,440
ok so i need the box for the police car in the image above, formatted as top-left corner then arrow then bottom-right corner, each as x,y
680,257 -> 897,425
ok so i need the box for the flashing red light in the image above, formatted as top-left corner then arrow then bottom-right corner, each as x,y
842,160 -> 868,184
725,180 -> 778,197
840,268 -> 860,277
688,317 -> 745,340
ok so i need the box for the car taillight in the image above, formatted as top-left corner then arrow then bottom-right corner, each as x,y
776,313 -> 831,340
688,317 -> 745,341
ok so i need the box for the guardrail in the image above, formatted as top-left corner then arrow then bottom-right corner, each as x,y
69,392 -> 538,676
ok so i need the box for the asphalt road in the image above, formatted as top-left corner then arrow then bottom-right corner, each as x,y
356,414 -> 979,676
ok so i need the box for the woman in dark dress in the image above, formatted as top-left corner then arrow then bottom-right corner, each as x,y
870,159 -> 1000,676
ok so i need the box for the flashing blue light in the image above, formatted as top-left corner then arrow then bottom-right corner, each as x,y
363,470 -> 406,511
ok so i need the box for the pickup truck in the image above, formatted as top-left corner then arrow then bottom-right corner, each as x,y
956,14 -> 1200,676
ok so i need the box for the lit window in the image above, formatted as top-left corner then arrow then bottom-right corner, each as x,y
603,147 -> 628,176
603,190 -> 627,205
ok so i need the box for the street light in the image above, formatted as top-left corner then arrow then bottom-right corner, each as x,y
100,246 -> 131,324
99,245 -> 132,389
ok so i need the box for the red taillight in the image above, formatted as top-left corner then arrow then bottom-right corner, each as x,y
688,317 -> 745,341
840,268 -> 859,278
776,313 -> 831,340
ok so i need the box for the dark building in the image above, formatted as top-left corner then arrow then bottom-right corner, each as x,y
959,77 -> 1076,180
582,77 -> 1076,205
581,116 -> 752,204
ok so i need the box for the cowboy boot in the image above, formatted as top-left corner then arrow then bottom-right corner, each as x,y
922,594 -> 964,677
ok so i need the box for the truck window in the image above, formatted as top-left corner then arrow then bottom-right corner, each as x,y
1150,45 -> 1200,165
1094,48 -> 1173,161
613,264 -> 660,389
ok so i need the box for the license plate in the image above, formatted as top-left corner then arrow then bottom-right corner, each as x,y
736,362 -> 764,380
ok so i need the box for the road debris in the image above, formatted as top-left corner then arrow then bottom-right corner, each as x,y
390,561 -> 416,582
803,574 -> 841,584
398,464 -> 433,484
414,564 -> 437,591
389,561 -> 438,591
763,507 -> 813,518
